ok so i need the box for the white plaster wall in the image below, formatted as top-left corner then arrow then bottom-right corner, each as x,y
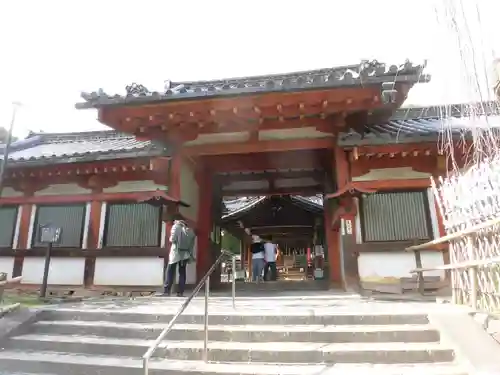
353,167 -> 431,182
94,257 -> 164,286
103,180 -> 167,193
185,132 -> 249,146
35,184 -> 91,196
0,257 -> 15,278
259,127 -> 333,140
0,187 -> 22,197
21,257 -> 86,285
179,160 -> 199,222
358,252 -> 445,282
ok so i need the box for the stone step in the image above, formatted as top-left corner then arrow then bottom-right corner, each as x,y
234,281 -> 324,291
31,320 -> 441,343
0,351 -> 467,375
37,309 -> 430,325
5,335 -> 455,363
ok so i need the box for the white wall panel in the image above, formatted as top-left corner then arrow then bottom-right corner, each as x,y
358,251 -> 445,282
94,257 -> 164,286
0,257 -> 15,278
35,184 -> 91,196
21,257 -> 85,285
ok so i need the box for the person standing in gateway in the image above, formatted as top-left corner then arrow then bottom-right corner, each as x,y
264,239 -> 278,281
251,235 -> 265,283
161,213 -> 196,297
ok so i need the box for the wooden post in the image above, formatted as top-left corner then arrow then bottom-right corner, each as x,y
195,165 -> 213,282
84,192 -> 104,287
13,200 -> 35,278
414,249 -> 424,295
469,266 -> 478,309
247,245 -> 252,281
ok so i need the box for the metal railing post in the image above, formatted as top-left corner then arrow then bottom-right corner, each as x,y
232,255 -> 236,309
203,275 -> 210,362
470,266 -> 478,309
142,251 -> 236,375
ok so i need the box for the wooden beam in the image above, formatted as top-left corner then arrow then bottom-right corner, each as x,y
217,170 -> 324,184
194,116 -> 345,134
0,190 -> 169,205
109,86 -> 381,122
221,186 -> 322,196
204,150 -> 327,173
0,247 -> 168,257
353,178 -> 431,190
182,138 -> 335,156
353,143 -> 438,156
7,157 -> 155,180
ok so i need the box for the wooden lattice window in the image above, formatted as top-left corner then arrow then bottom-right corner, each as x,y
360,190 -> 432,242
104,203 -> 161,247
32,204 -> 86,248
0,206 -> 18,247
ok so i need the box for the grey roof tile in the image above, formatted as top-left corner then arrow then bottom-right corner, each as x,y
0,130 -> 170,166
76,60 -> 428,109
339,101 -> 500,146
222,195 -> 323,219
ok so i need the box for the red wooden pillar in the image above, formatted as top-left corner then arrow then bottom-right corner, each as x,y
324,209 -> 341,285
84,188 -> 104,287
195,165 -> 213,282
325,145 -> 351,286
335,145 -> 350,188
163,155 -> 182,268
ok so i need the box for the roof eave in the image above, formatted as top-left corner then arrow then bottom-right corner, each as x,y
289,196 -> 324,212
4,148 -> 170,168
337,132 -> 478,147
76,73 -> 428,110
221,197 -> 267,221
337,134 -> 441,147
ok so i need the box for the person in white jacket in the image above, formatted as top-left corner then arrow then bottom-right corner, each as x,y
160,214 -> 195,297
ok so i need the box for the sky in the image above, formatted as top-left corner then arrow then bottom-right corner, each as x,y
1,0 -> 499,139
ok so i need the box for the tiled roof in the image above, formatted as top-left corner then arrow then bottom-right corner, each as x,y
222,197 -> 265,218
0,130 -> 170,166
76,60 -> 428,109
222,195 -> 323,219
339,101 -> 500,146
291,195 -> 324,208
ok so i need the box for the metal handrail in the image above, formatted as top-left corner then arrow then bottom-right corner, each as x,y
142,249 -> 237,375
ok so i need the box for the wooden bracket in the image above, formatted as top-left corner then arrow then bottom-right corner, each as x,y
325,182 -> 377,199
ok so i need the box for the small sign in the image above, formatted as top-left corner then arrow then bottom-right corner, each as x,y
39,224 -> 62,244
345,220 -> 353,235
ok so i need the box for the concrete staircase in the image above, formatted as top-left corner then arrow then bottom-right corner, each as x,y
0,296 -> 468,375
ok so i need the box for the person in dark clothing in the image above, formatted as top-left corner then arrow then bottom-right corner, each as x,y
160,214 -> 196,297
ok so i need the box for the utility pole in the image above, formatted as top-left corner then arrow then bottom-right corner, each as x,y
0,102 -> 21,198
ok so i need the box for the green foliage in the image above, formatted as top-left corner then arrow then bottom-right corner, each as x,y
0,127 -> 18,143
221,232 -> 241,254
